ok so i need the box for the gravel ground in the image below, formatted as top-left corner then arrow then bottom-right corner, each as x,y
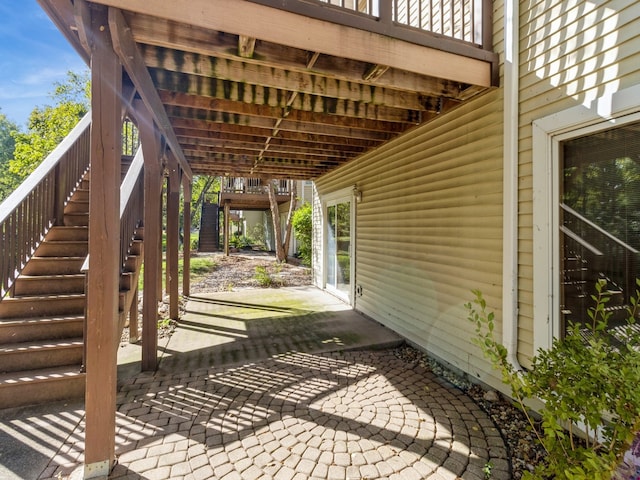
190,251 -> 312,292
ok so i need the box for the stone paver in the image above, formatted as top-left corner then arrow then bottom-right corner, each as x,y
36,349 -> 508,479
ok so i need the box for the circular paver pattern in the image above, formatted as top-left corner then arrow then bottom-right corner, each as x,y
45,350 -> 509,480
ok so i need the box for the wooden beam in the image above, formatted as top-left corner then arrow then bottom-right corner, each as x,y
90,0 -> 493,86
80,2 -> 121,475
173,124 -> 384,147
182,177 -> 191,297
108,7 -> 193,180
176,133 -> 370,152
238,35 -> 256,58
128,16 -> 471,99
363,64 -> 390,82
166,151 -> 180,320
169,116 -> 393,141
148,66 -> 426,111
136,99 -> 162,372
223,202 -> 230,256
159,89 -> 421,124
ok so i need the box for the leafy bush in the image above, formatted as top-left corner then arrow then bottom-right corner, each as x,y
292,202 -> 312,266
253,265 -> 283,288
466,280 -> 640,480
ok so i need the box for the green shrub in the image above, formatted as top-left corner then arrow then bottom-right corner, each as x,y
466,281 -> 640,479
292,202 -> 312,266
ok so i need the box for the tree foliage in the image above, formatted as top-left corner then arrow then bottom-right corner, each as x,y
0,109 -> 20,201
9,71 -> 89,182
291,201 -> 312,266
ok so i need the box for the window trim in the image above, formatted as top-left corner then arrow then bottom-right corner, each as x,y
532,84 -> 640,352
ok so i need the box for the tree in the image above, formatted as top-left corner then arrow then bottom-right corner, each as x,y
266,179 -> 297,262
0,109 -> 21,201
9,71 -> 89,181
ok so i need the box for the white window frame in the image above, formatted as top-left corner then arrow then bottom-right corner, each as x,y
532,84 -> 640,352
321,186 -> 357,305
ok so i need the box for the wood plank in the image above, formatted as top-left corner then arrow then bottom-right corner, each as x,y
174,125 -> 384,147
81,1 -> 120,473
238,35 -> 256,58
136,99 -> 162,372
129,15 -> 473,99
164,103 -> 413,133
178,136 -> 366,158
108,7 -> 193,180
91,0 -> 492,86
159,89 -> 421,124
166,152 -> 180,320
148,67 -> 426,112
168,116 -> 393,141
176,134 -> 373,152
181,177 -> 191,297
143,47 -> 428,111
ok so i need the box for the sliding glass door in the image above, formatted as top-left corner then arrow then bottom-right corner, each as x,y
326,198 -> 352,302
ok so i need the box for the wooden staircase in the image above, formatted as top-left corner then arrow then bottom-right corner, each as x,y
0,173 -> 144,409
198,201 -> 219,252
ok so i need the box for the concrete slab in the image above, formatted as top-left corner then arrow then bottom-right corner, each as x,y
157,286 -> 403,373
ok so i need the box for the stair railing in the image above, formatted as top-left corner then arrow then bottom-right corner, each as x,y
561,203 -> 639,303
81,146 -> 145,368
0,112 -> 91,299
119,147 -> 144,274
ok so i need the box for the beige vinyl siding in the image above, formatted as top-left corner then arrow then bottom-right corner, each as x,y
517,0 -> 640,364
315,84 -> 506,389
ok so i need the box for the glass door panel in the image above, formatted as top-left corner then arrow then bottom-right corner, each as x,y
326,200 -> 351,301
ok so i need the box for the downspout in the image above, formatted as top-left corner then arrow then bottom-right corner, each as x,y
502,0 -> 521,370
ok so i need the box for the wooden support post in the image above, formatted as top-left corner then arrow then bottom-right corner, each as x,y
136,99 -> 162,372
80,2 -> 122,476
182,177 -> 192,297
224,201 -> 230,256
166,152 -> 180,320
129,286 -> 139,343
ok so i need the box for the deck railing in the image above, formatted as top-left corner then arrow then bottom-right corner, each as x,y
0,112 -> 91,299
251,0 -> 493,54
318,0 -> 484,45
222,177 -> 292,195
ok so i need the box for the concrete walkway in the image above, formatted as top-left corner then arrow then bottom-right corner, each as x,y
1,287 -> 510,480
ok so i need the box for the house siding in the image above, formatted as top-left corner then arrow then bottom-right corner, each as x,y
518,0 -> 640,361
314,83 -> 506,387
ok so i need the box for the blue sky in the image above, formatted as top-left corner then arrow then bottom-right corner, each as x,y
0,1 -> 86,128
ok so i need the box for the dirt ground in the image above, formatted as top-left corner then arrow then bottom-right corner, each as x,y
189,251 -> 312,293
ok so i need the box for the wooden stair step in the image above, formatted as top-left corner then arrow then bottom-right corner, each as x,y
0,365 -> 85,409
70,189 -> 89,202
34,241 -> 88,257
46,226 -> 88,242
21,257 -> 85,275
0,294 -> 85,318
0,338 -> 83,373
64,199 -> 89,214
0,315 -> 84,343
13,274 -> 85,296
63,212 -> 89,227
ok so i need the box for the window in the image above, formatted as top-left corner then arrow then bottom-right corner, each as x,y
560,122 -> 640,336
532,83 -> 640,351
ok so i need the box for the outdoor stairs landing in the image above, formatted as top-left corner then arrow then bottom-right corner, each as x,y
0,172 -> 143,410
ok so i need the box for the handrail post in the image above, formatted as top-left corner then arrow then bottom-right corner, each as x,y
378,0 -> 392,27
482,0 -> 493,51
